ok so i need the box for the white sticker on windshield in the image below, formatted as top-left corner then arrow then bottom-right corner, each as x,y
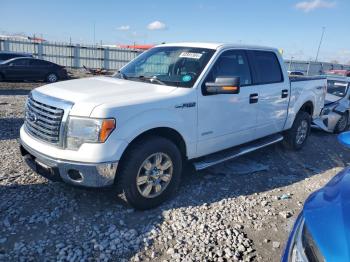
179,52 -> 203,59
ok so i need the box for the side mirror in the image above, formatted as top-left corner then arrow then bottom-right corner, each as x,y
205,77 -> 240,95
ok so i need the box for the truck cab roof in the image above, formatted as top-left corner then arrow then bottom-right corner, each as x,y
156,42 -> 279,52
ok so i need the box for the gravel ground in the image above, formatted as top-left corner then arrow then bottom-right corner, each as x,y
1,80 -> 349,262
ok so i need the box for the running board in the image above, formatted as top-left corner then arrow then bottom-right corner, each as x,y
193,134 -> 284,170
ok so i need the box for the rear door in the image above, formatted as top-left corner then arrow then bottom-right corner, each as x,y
29,60 -> 52,80
247,50 -> 289,138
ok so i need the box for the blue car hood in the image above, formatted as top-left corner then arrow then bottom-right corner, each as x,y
303,167 -> 350,261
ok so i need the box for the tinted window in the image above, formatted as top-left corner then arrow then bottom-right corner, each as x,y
31,60 -> 50,66
204,50 -> 252,86
12,59 -> 29,66
249,51 -> 283,84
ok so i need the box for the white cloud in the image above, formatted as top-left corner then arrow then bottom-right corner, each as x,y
117,25 -> 130,31
295,0 -> 336,12
147,21 -> 167,31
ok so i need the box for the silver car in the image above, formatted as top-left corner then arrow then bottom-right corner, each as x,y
313,76 -> 350,133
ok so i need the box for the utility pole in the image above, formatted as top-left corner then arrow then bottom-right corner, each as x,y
315,26 -> 325,62
288,56 -> 294,71
93,22 -> 96,45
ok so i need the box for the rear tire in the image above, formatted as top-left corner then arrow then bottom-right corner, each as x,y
118,136 -> 182,210
334,112 -> 348,134
46,73 -> 58,83
284,111 -> 311,150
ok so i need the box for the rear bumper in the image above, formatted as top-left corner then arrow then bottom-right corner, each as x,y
19,139 -> 118,187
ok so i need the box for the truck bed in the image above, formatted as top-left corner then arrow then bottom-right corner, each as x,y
289,77 -> 326,120
289,76 -> 326,82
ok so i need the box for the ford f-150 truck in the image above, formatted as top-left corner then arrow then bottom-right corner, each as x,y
19,43 -> 326,209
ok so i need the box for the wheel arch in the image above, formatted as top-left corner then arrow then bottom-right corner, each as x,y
115,127 -> 188,186
284,100 -> 315,130
299,100 -> 314,116
119,127 -> 187,162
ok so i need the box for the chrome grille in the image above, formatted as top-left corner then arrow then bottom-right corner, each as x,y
24,95 -> 64,144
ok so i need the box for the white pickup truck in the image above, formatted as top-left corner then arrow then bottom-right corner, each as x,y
20,43 -> 326,209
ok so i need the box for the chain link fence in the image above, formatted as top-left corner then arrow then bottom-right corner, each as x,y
1,37 -> 349,75
0,38 -> 142,70
284,59 -> 350,75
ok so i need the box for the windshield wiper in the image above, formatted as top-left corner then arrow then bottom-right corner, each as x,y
116,70 -> 128,79
138,75 -> 166,85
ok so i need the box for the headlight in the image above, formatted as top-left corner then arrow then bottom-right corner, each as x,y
322,107 -> 331,115
289,219 -> 324,262
322,103 -> 338,116
66,117 -> 115,150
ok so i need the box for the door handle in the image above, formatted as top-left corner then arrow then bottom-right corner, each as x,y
282,89 -> 289,98
250,93 -> 258,104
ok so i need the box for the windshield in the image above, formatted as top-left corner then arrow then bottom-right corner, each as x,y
114,46 -> 215,88
327,80 -> 349,98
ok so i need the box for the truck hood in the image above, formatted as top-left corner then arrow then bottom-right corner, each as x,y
303,167 -> 350,261
35,77 -> 177,116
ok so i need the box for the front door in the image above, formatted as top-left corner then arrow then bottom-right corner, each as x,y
197,49 -> 258,156
4,59 -> 31,80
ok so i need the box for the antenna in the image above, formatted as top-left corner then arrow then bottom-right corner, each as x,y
315,26 -> 325,62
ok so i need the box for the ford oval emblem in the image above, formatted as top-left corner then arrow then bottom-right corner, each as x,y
27,111 -> 38,123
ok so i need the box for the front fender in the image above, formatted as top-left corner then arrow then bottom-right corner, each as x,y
109,107 -> 197,159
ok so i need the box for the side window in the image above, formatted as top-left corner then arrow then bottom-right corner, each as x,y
31,60 -> 50,66
249,51 -> 283,84
12,59 -> 29,66
204,50 -> 252,87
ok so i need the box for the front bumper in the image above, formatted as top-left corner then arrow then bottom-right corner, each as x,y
312,112 -> 342,133
20,139 -> 118,187
281,214 -> 304,262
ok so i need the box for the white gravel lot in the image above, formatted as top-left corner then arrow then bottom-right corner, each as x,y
0,81 -> 349,262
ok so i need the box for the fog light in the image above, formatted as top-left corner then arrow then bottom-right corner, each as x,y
67,169 -> 83,182
96,162 -> 118,179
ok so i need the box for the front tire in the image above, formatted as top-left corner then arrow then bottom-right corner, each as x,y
284,111 -> 311,150
118,136 -> 182,210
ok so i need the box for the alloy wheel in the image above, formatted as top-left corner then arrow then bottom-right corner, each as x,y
136,152 -> 173,198
296,120 -> 308,145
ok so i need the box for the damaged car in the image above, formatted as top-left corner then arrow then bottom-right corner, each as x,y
313,76 -> 350,133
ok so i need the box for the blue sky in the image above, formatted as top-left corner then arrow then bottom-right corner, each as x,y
1,0 -> 349,63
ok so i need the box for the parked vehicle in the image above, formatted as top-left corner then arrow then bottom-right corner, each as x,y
19,43 -> 326,209
282,131 -> 350,262
325,69 -> 350,77
0,51 -> 33,63
288,70 -> 304,76
0,57 -> 67,82
313,75 -> 350,133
